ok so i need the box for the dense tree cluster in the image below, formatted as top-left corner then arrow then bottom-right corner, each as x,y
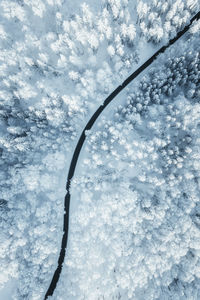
116,35 -> 200,121
136,0 -> 199,42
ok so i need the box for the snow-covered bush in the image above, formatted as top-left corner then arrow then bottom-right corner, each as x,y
136,0 -> 199,43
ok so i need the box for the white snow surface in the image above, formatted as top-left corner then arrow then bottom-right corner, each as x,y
0,280 -> 17,300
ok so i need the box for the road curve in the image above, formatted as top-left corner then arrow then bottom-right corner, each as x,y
44,11 -> 200,299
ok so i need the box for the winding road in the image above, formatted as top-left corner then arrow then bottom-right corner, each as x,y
45,11 -> 200,299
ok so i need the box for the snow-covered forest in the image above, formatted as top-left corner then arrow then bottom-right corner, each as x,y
0,0 -> 200,299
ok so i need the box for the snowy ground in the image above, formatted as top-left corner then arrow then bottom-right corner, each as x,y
0,0 -> 200,299
0,280 -> 17,300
